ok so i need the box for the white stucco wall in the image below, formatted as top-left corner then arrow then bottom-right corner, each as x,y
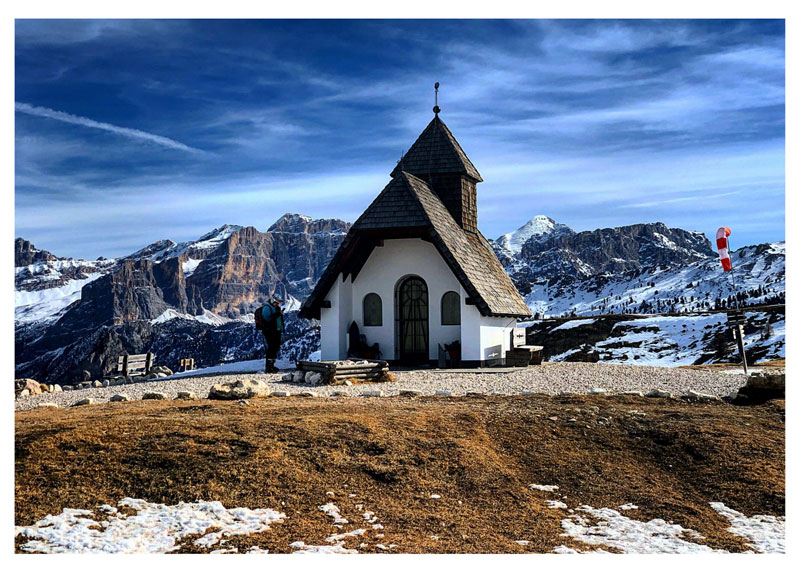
351,238 -> 462,360
460,305 -> 516,363
319,237 -> 519,363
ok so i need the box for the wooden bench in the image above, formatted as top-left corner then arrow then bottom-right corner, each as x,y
297,359 -> 389,384
179,358 -> 195,372
116,353 -> 154,377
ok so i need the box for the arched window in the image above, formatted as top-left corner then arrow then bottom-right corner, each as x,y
363,293 -> 382,326
441,291 -> 461,325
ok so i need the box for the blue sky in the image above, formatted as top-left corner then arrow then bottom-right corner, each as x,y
15,19 -> 784,259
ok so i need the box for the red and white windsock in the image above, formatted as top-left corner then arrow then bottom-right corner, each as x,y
716,226 -> 732,271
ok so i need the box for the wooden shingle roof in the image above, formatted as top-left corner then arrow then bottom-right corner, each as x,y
299,172 -> 530,319
390,116 -> 483,182
401,173 -> 530,317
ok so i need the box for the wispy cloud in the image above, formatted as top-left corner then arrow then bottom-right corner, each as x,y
15,102 -> 205,154
14,20 -> 784,257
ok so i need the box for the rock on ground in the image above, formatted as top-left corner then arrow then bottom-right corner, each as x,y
175,391 -> 198,401
142,392 -> 168,400
208,379 -> 271,400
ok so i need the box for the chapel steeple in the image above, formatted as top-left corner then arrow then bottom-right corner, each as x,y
391,88 -> 482,233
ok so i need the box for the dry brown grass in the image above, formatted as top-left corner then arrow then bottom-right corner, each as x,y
15,395 -> 784,553
679,358 -> 785,371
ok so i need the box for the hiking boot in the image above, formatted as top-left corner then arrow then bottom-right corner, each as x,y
265,360 -> 278,373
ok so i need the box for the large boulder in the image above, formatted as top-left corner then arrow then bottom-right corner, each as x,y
736,371 -> 785,403
15,378 -> 42,396
208,379 -> 271,400
746,371 -> 785,391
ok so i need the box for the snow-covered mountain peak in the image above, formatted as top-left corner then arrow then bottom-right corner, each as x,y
496,215 -> 574,255
125,239 -> 178,261
195,224 -> 244,246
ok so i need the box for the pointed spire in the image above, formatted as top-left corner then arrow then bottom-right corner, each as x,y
390,114 -> 482,182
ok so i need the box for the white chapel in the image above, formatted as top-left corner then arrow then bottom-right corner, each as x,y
299,104 -> 531,366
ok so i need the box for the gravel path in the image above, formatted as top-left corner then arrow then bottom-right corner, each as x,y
15,362 -> 751,411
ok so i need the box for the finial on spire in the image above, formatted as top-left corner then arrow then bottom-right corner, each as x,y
433,82 -> 440,115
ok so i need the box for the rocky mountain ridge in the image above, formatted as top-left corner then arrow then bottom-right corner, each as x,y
492,220 -> 716,294
15,238 -> 59,266
15,214 -> 348,383
15,213 -> 784,383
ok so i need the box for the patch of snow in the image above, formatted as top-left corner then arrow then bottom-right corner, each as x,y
529,484 -> 559,492
559,502 -> 785,554
194,309 -> 231,326
326,528 -> 367,542
560,505 -> 717,553
165,357 -> 294,380
281,295 -> 303,313
15,498 -> 285,553
150,308 -> 189,324
149,308 -> 234,327
551,318 -> 597,331
182,258 -> 203,278
319,503 -> 348,525
710,502 -> 785,553
546,500 -> 568,509
290,541 -> 357,554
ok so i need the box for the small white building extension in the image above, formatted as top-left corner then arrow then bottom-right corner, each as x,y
299,108 -> 531,366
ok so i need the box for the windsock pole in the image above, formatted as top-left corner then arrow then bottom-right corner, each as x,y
716,227 -> 748,375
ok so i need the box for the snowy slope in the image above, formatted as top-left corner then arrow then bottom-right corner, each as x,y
528,309 -> 784,366
525,242 -> 784,318
14,259 -> 117,323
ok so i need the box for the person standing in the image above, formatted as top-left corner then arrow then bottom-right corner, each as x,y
255,297 -> 284,373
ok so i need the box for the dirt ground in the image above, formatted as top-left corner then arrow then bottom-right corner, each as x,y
679,358 -> 786,371
15,394 -> 785,553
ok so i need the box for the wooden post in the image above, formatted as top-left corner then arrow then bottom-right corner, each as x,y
735,324 -> 749,376
145,352 -> 154,374
122,354 -> 129,377
727,311 -> 748,376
